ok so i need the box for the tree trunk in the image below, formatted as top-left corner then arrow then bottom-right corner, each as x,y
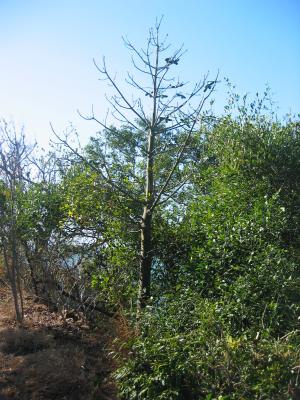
3,243 -> 23,324
24,248 -> 39,297
137,207 -> 153,312
137,123 -> 155,316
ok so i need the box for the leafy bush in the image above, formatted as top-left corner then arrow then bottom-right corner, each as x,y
114,294 -> 300,399
114,111 -> 300,399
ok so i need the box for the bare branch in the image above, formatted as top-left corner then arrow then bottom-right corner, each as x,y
151,80 -> 217,212
49,123 -> 141,206
93,58 -> 146,122
156,178 -> 190,207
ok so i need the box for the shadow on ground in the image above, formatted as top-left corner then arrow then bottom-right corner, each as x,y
0,288 -> 117,400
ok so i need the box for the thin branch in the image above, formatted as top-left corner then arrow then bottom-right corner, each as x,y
93,58 -> 146,122
150,81 -> 217,212
49,123 -> 141,206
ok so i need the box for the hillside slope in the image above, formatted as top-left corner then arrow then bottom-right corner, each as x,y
0,283 -> 117,400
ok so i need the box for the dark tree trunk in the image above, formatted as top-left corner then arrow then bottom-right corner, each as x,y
138,208 -> 153,311
24,248 -> 39,297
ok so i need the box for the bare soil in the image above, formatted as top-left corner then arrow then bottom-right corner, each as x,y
0,283 -> 118,400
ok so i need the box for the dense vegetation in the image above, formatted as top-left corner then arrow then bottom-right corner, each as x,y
0,24 -> 299,399
113,113 -> 300,400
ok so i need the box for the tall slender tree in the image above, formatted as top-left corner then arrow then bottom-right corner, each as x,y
56,20 -> 217,315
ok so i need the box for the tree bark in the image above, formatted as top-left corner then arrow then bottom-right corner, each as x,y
138,207 -> 153,311
3,242 -> 23,324
137,39 -> 159,316
137,123 -> 155,315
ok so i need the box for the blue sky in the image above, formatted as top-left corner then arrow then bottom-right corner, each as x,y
0,0 -> 299,148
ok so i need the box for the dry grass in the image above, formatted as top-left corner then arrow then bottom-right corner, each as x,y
115,312 -> 136,342
0,328 -> 53,355
0,283 -> 118,400
15,346 -> 87,400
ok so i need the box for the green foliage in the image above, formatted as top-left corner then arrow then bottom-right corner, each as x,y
114,294 -> 300,399
17,182 -> 63,242
114,96 -> 300,399
59,161 -> 140,307
5,88 -> 299,398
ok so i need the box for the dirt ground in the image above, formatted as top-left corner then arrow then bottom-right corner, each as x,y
0,282 -> 118,400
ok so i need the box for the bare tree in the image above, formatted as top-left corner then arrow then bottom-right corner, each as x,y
0,120 -> 34,323
56,20 -> 217,317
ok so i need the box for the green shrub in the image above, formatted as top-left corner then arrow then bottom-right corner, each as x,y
114,295 -> 300,399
